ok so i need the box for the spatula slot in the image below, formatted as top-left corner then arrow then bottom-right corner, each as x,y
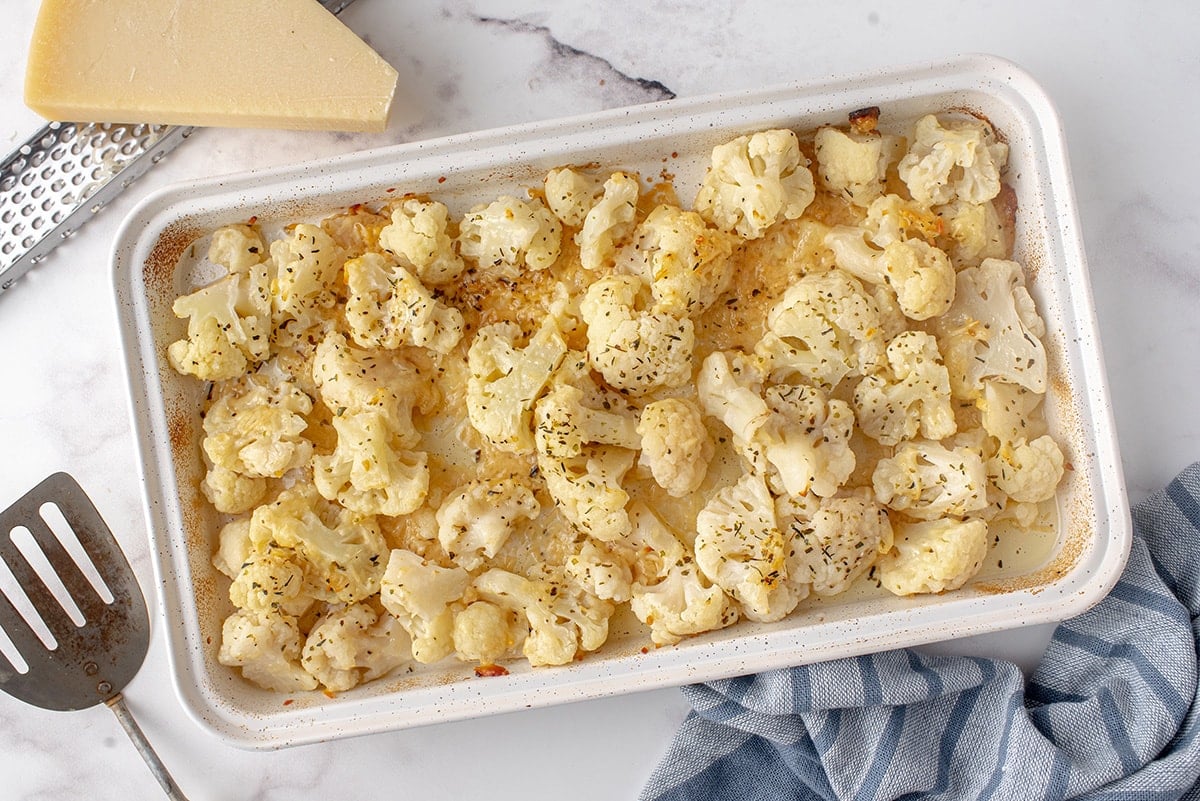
10,525 -> 86,628
0,617 -> 30,674
0,543 -> 57,653
38,500 -> 115,605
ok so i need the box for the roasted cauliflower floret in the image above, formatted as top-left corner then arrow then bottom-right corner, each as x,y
249,483 -> 388,605
615,204 -> 736,317
636,397 -> 713,498
167,269 -> 272,382
776,489 -> 894,598
824,228 -> 956,321
466,318 -> 568,454
538,445 -> 636,544
270,223 -> 342,330
343,252 -> 464,354
937,198 -> 1009,268
813,124 -> 900,207
988,434 -> 1065,504
878,517 -> 989,596
227,546 -> 309,615
473,566 -> 615,667
853,331 -> 956,447
452,600 -> 518,665
862,194 -> 945,248
436,478 -> 541,571
933,258 -> 1048,400
218,607 -> 318,692
898,114 -> 1009,207
533,356 -> 640,541
379,548 -> 471,664
698,352 -> 855,498
580,275 -> 696,395
626,505 -> 736,645
544,167 -> 606,227
695,128 -> 815,239
534,378 -> 641,461
577,172 -> 640,271
312,331 -> 428,445
753,268 -> 886,387
300,603 -> 411,693
312,409 -> 429,518
565,539 -> 634,603
457,195 -> 562,274
694,472 -> 799,623
873,440 -> 989,521
199,375 -> 313,514
378,197 -> 465,285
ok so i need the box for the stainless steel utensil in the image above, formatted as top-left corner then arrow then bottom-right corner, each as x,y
0,0 -> 362,296
0,473 -> 187,800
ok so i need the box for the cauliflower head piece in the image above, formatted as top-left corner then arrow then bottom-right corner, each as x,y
695,128 -> 815,239
576,171 -> 640,271
698,351 -> 854,498
898,114 -> 1009,207
580,275 -> 696,396
218,607 -> 318,692
637,397 -> 714,498
379,548 -> 471,664
436,477 -> 541,570
312,331 -> 428,447
988,434 -> 1065,504
301,603 -> 412,693
466,318 -> 568,453
167,270 -> 272,383
813,124 -> 900,207
626,505 -> 736,645
694,472 -> 799,623
544,167 -> 606,227
199,374 -> 314,513
343,251 -> 464,354
853,330 -> 956,447
249,483 -> 388,605
313,409 -> 430,517
933,258 -> 1048,400
615,204 -> 736,317
458,195 -> 562,274
873,440 -> 989,521
378,197 -> 466,285
937,197 -> 1010,269
565,539 -> 634,603
878,517 -> 989,596
753,268 -> 886,388
473,566 -> 615,667
824,227 -> 956,321
270,223 -> 343,330
777,489 -> 894,597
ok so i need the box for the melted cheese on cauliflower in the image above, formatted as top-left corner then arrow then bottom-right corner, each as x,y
171,110 -> 1063,694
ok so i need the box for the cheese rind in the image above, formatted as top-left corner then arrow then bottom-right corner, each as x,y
24,0 -> 399,133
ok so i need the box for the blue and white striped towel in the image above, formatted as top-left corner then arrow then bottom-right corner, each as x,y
640,463 -> 1200,800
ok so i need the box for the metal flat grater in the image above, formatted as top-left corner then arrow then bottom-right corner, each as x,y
0,0 -> 362,297
0,122 -> 193,294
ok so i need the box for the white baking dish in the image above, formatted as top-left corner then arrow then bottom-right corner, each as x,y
113,53 -> 1129,749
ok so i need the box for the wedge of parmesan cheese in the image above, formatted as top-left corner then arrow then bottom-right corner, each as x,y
24,0 -> 399,132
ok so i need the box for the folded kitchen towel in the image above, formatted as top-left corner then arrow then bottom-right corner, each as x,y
640,463 -> 1200,801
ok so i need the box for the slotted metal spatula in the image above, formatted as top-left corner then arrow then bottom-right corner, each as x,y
0,473 -> 187,800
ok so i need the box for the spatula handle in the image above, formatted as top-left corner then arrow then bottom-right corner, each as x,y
106,693 -> 190,801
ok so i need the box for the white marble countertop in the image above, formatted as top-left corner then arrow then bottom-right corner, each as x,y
1,2 -> 1197,799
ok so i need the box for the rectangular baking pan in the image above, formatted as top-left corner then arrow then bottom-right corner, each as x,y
113,53 -> 1130,749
